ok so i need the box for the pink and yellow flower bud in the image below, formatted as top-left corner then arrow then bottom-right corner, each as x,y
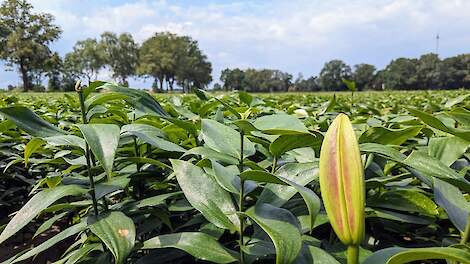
319,113 -> 365,246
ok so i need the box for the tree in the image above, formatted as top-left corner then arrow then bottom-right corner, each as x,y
353,64 -> 376,90
139,32 -> 212,93
383,58 -> 418,90
318,60 -> 352,91
44,52 -> 62,91
294,73 -> 319,91
220,68 -> 245,91
416,53 -> 441,89
100,32 -> 138,86
64,38 -> 106,83
0,0 -> 61,91
138,32 -> 178,92
175,36 -> 212,92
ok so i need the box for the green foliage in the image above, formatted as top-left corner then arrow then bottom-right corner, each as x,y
0,0 -> 61,91
0,84 -> 469,263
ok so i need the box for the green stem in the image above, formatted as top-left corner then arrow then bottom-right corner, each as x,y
351,91 -> 354,112
77,89 -> 99,217
271,156 -> 277,174
133,137 -> 141,172
461,216 -> 470,244
238,131 -> 245,264
347,245 -> 359,264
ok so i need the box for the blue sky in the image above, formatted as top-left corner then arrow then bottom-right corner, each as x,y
1,0 -> 470,89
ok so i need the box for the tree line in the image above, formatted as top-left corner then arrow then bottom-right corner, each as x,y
218,53 -> 470,92
0,0 -> 211,92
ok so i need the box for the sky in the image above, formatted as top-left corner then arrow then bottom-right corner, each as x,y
1,0 -> 470,89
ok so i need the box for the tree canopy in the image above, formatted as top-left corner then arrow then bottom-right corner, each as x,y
0,0 -> 61,91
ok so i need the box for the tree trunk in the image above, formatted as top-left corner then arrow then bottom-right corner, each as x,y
19,59 -> 31,92
169,78 -> 174,92
159,78 -> 164,93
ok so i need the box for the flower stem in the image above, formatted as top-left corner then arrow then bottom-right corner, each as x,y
76,83 -> 99,216
347,245 -> 359,264
238,130 -> 245,264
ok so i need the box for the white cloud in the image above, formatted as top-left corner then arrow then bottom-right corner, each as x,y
2,0 -> 470,88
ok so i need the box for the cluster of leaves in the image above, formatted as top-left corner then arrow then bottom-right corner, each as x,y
0,84 -> 469,264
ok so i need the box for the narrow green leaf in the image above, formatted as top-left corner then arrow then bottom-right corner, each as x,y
101,83 -> 168,117
0,106 -> 67,137
121,124 -> 185,152
33,211 -> 68,238
359,126 -> 422,145
407,107 -> 470,141
387,247 -> 470,264
10,221 -> 87,264
142,232 -> 238,263
0,185 -> 88,245
24,138 -> 45,166
434,178 -> 470,232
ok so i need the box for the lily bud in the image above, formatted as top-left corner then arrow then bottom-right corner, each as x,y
319,113 -> 365,246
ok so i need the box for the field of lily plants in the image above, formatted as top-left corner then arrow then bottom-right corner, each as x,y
0,82 -> 469,264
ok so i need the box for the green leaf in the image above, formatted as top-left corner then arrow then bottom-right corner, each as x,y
360,143 -> 406,162
171,159 -> 240,232
258,163 -> 319,207
24,138 -> 45,166
403,151 -> 470,192
434,178 -> 470,232
428,136 -> 469,166
43,135 -> 86,150
407,107 -> 470,141
210,160 -> 242,194
359,126 -> 422,145
269,133 -> 323,157
387,247 -> 470,264
84,92 -> 128,111
0,106 -> 67,137
101,83 -> 168,117
363,247 -> 406,264
239,170 -> 288,185
368,189 -> 439,216
9,221 -> 87,264
0,185 -> 88,245
447,107 -> 470,126
253,114 -> 309,134
136,192 -> 183,208
183,146 -> 239,165
89,211 -> 136,264
64,243 -> 102,264
295,244 -> 340,264
33,211 -> 68,238
201,119 -> 255,159
257,163 -> 321,231
342,79 -> 356,91
245,203 -> 302,264
444,94 -> 470,108
142,232 -> 238,263
77,124 -> 120,179
121,124 -> 186,152
318,94 -> 336,115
